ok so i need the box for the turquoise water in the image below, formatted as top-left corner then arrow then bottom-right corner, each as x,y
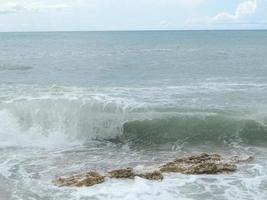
0,31 -> 267,200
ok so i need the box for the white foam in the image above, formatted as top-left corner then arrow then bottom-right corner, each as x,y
0,109 -> 81,148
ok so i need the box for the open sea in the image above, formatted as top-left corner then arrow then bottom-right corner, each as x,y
0,30 -> 267,200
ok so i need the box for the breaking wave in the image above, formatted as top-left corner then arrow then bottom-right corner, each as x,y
1,94 -> 267,148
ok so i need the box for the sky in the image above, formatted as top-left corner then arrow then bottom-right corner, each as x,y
0,0 -> 266,31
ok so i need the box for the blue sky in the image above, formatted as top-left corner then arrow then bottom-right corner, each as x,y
0,0 -> 266,31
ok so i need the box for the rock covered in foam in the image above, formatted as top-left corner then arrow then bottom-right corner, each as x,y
229,155 -> 255,164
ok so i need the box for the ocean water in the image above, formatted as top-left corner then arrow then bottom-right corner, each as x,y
0,30 -> 267,200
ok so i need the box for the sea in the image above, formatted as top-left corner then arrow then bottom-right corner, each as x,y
0,30 -> 267,200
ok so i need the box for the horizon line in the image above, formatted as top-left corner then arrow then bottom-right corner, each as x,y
0,28 -> 267,33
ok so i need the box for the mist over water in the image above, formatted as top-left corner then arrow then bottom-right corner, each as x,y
0,31 -> 267,200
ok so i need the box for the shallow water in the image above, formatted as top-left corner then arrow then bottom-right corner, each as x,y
0,31 -> 267,200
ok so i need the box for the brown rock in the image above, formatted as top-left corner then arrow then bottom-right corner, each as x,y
174,153 -> 222,164
53,153 -> 252,188
137,171 -> 164,181
160,153 -> 237,175
108,168 -> 135,179
160,162 -> 186,173
183,163 -> 237,175
54,171 -> 104,187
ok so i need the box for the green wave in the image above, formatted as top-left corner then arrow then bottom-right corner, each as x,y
121,115 -> 267,145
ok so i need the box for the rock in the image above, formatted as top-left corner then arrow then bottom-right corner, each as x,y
53,153 -> 253,188
174,153 -> 222,164
216,163 -> 237,172
54,171 -> 104,187
160,162 -> 186,173
108,168 -> 135,179
137,171 -> 164,181
160,153 -> 237,175
183,163 -> 237,175
108,168 -> 163,181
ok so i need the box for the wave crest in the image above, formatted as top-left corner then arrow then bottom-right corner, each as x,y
1,94 -> 267,147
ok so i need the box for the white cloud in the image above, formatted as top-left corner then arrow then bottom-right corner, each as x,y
0,0 -> 264,31
186,0 -> 258,25
212,0 -> 257,22
0,0 -> 205,16
0,1 -> 69,14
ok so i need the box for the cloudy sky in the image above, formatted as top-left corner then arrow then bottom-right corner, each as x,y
0,0 -> 266,31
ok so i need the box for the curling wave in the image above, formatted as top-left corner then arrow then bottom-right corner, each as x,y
0,98 -> 267,147
1,84 -> 267,147
121,115 -> 267,146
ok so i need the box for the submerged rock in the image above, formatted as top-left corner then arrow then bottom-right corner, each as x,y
108,168 -> 135,179
229,155 -> 255,164
54,171 -> 104,187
